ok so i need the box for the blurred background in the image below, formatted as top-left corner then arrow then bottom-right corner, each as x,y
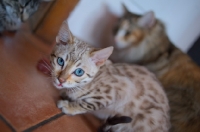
68,0 -> 200,65
0,0 -> 199,131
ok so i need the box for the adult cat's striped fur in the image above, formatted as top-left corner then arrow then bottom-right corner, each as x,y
113,6 -> 200,132
0,0 -> 51,32
50,21 -> 170,132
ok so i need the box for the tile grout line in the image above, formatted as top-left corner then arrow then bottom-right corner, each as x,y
0,114 -> 16,132
23,112 -> 64,132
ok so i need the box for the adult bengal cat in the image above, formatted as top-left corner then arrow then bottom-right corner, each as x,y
112,6 -> 200,132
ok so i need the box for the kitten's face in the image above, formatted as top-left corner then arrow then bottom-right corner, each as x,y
50,43 -> 98,89
3,0 -> 46,22
50,21 -> 113,90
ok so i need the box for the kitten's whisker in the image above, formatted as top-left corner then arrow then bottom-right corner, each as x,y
76,86 -> 84,93
42,59 -> 51,67
50,74 -> 56,78
73,88 -> 77,93
72,88 -> 75,93
44,77 -> 54,81
75,87 -> 79,93
69,88 -> 74,93
46,76 -> 54,79
50,72 -> 56,77
42,59 -> 52,70
42,64 -> 52,72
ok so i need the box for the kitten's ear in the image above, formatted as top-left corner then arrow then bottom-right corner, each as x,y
56,20 -> 73,44
137,11 -> 156,28
90,47 -> 113,67
122,4 -> 129,14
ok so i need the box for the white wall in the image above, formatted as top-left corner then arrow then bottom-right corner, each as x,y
68,0 -> 200,52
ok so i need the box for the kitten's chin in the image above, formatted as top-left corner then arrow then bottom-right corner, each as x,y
53,82 -> 65,89
53,84 -> 63,89
53,83 -> 78,90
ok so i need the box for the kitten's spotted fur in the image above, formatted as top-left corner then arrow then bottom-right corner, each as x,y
0,0 -> 51,32
50,21 -> 170,132
113,6 -> 200,132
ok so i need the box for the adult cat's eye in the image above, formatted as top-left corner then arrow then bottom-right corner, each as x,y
57,57 -> 64,66
74,68 -> 85,77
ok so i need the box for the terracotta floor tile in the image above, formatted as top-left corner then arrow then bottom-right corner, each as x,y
0,32 -> 60,131
33,114 -> 100,132
0,116 -> 13,132
0,25 -> 101,132
81,114 -> 101,131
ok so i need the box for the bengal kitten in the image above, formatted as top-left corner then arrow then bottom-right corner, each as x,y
50,21 -> 170,132
0,0 -> 51,32
113,6 -> 200,132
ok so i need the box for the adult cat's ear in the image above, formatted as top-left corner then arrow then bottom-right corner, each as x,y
90,47 -> 113,67
137,11 -> 156,28
56,20 -> 73,44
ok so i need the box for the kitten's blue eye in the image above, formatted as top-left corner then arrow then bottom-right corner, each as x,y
74,68 -> 85,77
57,57 -> 64,66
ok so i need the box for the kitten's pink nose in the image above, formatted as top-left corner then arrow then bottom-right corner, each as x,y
58,78 -> 65,83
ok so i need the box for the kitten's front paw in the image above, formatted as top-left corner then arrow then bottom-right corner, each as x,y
57,100 -> 74,115
57,100 -> 68,108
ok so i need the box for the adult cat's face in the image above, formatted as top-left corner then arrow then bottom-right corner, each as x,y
113,6 -> 168,63
114,10 -> 156,49
3,0 -> 47,22
50,21 -> 113,90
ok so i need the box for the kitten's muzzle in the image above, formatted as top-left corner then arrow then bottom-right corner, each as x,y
58,78 -> 65,84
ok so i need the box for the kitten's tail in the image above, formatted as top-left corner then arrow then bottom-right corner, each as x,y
97,115 -> 132,132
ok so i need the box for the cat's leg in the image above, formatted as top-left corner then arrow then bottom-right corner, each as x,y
57,100 -> 88,115
57,96 -> 114,115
